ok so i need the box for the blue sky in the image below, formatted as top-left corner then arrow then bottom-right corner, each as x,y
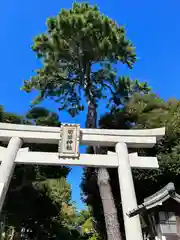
1,0 -> 180,209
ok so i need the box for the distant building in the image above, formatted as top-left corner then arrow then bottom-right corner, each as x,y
128,183 -> 180,240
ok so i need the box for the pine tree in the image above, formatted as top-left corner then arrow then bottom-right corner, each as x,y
22,3 -> 138,239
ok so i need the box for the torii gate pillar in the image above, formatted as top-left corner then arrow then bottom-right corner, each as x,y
0,137 -> 23,212
116,142 -> 143,240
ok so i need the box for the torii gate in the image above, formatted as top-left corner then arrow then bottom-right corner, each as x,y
0,122 -> 165,240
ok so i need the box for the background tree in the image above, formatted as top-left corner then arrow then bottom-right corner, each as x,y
123,93 -> 180,201
82,89 -> 180,239
21,3 -> 143,239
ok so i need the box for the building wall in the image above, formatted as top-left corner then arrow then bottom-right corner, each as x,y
142,200 -> 180,240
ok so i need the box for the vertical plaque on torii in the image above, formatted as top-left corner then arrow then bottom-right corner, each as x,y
58,124 -> 80,158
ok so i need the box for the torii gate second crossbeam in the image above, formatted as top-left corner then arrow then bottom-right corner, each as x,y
0,122 -> 165,240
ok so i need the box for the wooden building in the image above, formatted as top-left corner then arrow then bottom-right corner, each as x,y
128,183 -> 180,240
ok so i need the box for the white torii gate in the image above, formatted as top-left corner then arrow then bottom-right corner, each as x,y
0,122 -> 165,240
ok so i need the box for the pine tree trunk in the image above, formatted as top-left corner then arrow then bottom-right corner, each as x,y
86,101 -> 122,240
97,168 -> 122,240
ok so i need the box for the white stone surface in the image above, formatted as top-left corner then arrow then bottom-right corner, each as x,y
116,142 -> 143,240
0,149 -> 159,169
59,124 -> 80,158
0,137 -> 23,211
0,146 -> 29,152
0,183 -> 4,200
0,122 -> 165,147
108,151 -> 159,169
0,122 -> 165,139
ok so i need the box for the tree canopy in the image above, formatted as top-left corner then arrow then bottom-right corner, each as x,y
21,2 -> 138,117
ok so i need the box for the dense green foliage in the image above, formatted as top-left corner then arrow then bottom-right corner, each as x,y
124,93 -> 180,200
21,2 -> 139,115
82,92 -> 180,238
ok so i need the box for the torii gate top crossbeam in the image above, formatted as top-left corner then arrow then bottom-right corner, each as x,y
0,123 -> 165,148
